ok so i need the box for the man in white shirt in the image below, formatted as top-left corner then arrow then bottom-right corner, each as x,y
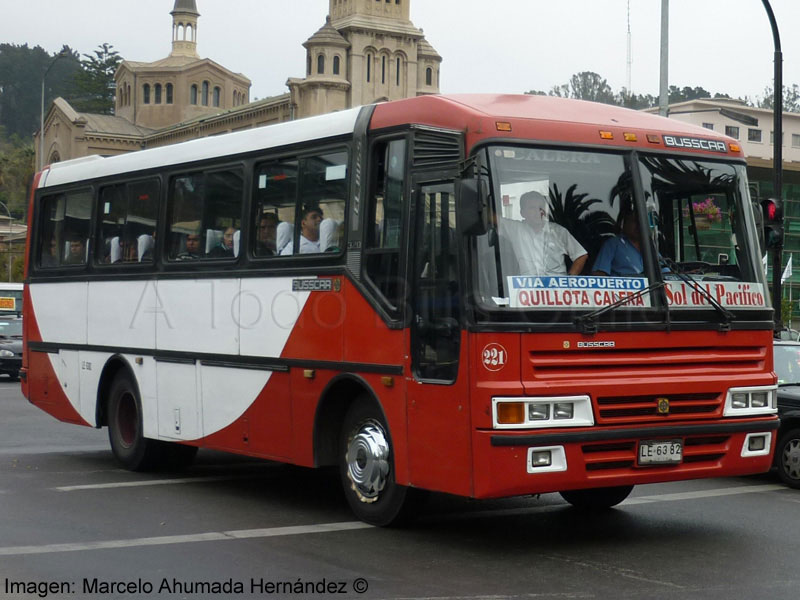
281,205 -> 323,255
500,191 -> 587,276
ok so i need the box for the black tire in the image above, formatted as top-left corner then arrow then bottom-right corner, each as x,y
107,372 -> 162,471
775,427 -> 800,489
339,399 -> 413,526
559,485 -> 634,509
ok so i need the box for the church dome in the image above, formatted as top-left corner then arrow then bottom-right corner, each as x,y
171,0 -> 199,15
303,17 -> 350,49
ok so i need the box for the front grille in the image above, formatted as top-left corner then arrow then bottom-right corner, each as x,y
528,345 -> 767,380
596,392 -> 723,424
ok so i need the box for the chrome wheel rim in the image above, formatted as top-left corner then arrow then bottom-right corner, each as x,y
346,419 -> 390,503
782,438 -> 800,481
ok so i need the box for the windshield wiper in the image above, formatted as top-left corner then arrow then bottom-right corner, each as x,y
662,258 -> 735,330
575,280 -> 666,335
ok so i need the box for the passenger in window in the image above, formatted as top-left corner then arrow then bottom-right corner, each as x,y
592,211 -> 643,276
282,205 -> 323,255
276,221 -> 293,255
208,226 -> 236,258
41,236 -> 59,267
500,191 -> 587,276
64,237 -> 86,265
256,213 -> 279,255
178,233 -> 202,260
320,218 -> 343,252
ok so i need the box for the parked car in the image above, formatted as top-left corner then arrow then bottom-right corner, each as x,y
0,315 -> 22,381
773,340 -> 800,488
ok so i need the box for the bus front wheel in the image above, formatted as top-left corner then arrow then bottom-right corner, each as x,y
339,400 -> 411,526
107,372 -> 161,471
559,485 -> 634,509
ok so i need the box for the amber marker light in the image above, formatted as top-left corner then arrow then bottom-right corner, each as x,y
496,402 -> 525,425
730,143 -> 741,152
623,132 -> 638,142
646,134 -> 661,144
599,131 -> 614,140
496,121 -> 512,132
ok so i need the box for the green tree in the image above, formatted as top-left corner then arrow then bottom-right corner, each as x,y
0,137 -> 34,218
567,71 -> 616,105
0,44 -> 80,139
757,84 -> 800,113
69,43 -> 121,114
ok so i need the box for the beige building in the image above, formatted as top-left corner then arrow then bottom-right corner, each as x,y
35,0 -> 440,166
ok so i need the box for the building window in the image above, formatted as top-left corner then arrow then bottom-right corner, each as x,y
725,125 -> 739,139
202,81 -> 209,106
143,84 -> 151,104
317,54 -> 325,74
396,57 -> 400,85
748,128 -> 762,143
333,56 -> 340,75
307,55 -> 311,75
213,86 -> 221,107
381,56 -> 386,84
190,85 -> 197,105
166,83 -> 173,104
792,134 -> 800,148
366,54 -> 371,82
154,83 -> 162,104
425,67 -> 432,86
702,122 -> 714,130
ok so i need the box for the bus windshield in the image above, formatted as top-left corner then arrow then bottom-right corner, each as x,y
472,145 -> 767,321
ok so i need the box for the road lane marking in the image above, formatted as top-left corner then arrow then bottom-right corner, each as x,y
0,522 -> 373,557
54,475 -> 248,492
623,483 -> 786,504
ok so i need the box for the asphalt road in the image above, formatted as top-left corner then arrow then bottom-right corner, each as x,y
1,379 -> 798,600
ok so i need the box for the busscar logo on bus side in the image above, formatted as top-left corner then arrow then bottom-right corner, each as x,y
662,135 -> 728,153
292,279 -> 334,292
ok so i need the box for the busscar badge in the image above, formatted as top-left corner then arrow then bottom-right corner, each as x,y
656,397 -> 670,415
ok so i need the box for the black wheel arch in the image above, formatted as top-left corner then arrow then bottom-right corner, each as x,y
95,355 -> 139,429
313,373 -> 389,468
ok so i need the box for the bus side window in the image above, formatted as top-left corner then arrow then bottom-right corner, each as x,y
253,159 -> 298,257
167,169 -> 243,261
38,190 -> 91,269
363,138 -> 406,311
288,150 -> 347,256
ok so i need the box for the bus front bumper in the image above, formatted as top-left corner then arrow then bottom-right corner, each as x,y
472,418 -> 780,499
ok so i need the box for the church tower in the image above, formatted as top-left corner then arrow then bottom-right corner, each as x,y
113,0 -> 250,129
170,0 -> 200,58
288,0 -> 441,118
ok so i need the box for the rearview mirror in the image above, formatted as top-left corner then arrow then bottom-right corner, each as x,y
456,178 -> 488,236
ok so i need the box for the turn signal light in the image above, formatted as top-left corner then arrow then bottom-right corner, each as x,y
496,402 -> 525,424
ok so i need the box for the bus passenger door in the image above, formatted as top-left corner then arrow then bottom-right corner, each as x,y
406,178 -> 472,497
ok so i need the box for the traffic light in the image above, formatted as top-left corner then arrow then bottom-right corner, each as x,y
762,197 -> 784,249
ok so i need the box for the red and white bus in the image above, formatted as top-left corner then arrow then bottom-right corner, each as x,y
22,94 -> 779,525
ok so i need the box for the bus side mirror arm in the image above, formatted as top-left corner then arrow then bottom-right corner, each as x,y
456,178 -> 489,236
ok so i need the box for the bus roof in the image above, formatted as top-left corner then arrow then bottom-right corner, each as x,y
370,94 -> 744,158
39,106 -> 362,189
38,94 -> 744,190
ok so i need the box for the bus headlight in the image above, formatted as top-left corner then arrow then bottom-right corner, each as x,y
723,386 -> 777,416
0,350 -> 13,358
493,396 -> 594,429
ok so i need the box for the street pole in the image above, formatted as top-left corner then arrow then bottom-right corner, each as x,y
39,50 -> 70,171
761,0 -> 783,331
658,0 -> 669,117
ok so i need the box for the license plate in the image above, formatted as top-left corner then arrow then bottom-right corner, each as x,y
638,439 -> 682,465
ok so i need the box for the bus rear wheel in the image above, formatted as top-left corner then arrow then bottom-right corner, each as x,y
559,485 -> 634,509
107,372 -> 161,471
339,400 -> 411,526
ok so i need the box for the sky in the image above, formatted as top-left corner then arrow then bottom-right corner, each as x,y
1,0 -> 798,104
